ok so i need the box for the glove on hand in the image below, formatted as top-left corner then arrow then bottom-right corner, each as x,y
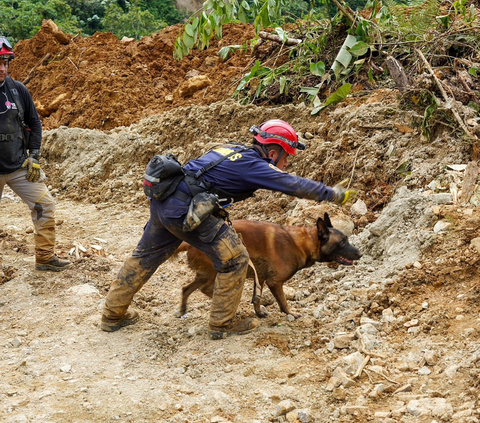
22,151 -> 41,182
332,179 -> 357,205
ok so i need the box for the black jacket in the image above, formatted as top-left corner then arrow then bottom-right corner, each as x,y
0,78 -> 42,174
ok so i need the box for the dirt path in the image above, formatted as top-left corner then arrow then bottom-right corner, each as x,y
1,181 -> 480,422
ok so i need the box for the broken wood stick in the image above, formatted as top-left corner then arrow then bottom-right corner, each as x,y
385,56 -> 410,91
460,161 -> 479,204
23,53 -> 51,85
259,31 -> 301,46
329,0 -> 356,24
353,355 -> 371,380
415,48 -> 479,153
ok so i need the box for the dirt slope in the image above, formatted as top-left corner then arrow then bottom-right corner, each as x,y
1,20 -> 480,423
8,20 -> 255,130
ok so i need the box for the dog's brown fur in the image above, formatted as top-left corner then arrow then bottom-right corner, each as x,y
176,213 -> 361,318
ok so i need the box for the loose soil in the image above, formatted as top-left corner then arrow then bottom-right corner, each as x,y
1,21 -> 480,423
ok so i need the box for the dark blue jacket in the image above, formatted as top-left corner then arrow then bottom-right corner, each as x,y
181,143 -> 334,205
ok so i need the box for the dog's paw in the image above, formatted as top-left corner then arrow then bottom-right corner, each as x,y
255,305 -> 269,318
175,309 -> 186,318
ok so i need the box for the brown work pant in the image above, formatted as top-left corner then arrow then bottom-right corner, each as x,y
0,168 -> 56,261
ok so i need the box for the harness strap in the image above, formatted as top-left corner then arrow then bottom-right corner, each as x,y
193,146 -> 249,179
5,76 -> 25,125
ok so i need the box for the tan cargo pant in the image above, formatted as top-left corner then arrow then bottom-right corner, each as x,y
0,168 -> 56,261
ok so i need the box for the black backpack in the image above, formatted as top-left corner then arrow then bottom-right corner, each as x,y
143,153 -> 185,201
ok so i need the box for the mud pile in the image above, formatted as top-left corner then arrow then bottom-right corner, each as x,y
8,20 -> 255,130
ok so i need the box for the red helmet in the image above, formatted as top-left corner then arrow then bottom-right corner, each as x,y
0,36 -> 14,60
249,119 -> 305,155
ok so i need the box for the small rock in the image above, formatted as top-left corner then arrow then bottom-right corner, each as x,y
276,399 -> 296,416
418,366 -> 431,375
350,200 -> 368,216
424,350 -> 439,366
404,319 -> 419,328
333,333 -> 355,349
286,409 -> 310,422
470,237 -> 480,254
433,221 -> 451,233
345,405 -> 368,415
304,132 -> 314,139
332,386 -> 347,400
60,364 -> 72,373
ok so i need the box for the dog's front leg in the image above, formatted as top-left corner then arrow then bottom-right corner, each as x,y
268,282 -> 302,319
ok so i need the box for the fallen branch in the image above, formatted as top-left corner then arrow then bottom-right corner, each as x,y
415,48 -> 480,157
329,0 -> 356,24
23,53 -> 51,85
460,161 -> 479,204
365,368 -> 401,385
259,31 -> 302,46
353,355 -> 370,380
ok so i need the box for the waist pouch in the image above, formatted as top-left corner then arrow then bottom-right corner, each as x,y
143,154 -> 185,201
183,191 -> 221,232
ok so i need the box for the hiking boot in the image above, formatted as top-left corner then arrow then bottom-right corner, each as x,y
101,310 -> 140,332
35,255 -> 72,272
209,317 -> 259,340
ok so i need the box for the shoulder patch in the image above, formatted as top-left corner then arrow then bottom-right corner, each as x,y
213,147 -> 236,156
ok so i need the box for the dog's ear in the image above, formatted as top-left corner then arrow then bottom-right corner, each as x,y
323,212 -> 333,228
317,217 -> 330,243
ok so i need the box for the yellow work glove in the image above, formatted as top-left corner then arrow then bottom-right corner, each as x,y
332,179 -> 357,205
22,156 -> 41,182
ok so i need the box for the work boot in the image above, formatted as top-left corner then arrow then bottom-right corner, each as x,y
35,255 -> 72,272
209,317 -> 259,340
101,310 -> 140,332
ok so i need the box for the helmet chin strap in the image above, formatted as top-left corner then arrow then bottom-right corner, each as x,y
273,149 -> 284,166
254,140 -> 284,166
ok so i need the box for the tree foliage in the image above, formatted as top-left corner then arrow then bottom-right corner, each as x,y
0,0 -> 184,42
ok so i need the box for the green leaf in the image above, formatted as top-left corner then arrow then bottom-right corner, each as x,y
311,83 -> 352,115
348,41 -> 370,57
183,32 -> 195,49
185,23 -> 195,37
279,75 -> 287,94
300,87 -> 319,97
396,161 -> 411,176
468,67 -> 478,77
310,61 -> 325,76
218,45 -> 242,61
274,27 -> 288,43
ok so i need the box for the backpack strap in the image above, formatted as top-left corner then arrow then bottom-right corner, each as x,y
5,76 -> 26,126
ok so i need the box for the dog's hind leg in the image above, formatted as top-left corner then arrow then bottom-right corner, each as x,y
179,272 -> 214,317
267,280 -> 302,319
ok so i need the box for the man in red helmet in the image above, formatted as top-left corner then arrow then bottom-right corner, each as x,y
0,36 -> 71,271
101,119 -> 356,338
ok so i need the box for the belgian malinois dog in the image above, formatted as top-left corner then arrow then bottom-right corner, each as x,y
176,213 -> 362,318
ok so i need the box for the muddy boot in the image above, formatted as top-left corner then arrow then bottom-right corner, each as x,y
101,309 -> 140,332
35,254 -> 72,271
209,317 -> 259,340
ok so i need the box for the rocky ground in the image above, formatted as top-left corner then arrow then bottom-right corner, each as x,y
1,19 -> 480,423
